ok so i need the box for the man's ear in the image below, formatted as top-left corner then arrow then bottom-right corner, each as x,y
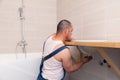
64,29 -> 68,34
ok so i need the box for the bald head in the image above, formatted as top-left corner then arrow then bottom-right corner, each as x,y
56,19 -> 72,34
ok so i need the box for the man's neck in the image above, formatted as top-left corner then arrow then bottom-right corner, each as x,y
53,33 -> 65,41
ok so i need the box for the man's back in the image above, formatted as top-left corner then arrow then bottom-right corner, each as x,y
42,35 -> 65,80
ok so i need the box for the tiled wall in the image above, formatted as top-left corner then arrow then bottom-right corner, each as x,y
57,0 -> 120,80
104,0 -> 120,41
0,0 -> 57,53
57,0 -> 120,41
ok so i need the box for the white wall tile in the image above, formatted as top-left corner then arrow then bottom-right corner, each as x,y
58,0 -> 120,41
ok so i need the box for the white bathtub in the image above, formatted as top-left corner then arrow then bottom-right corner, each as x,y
0,53 -> 42,80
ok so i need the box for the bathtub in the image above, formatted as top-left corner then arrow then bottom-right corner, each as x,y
0,53 -> 42,80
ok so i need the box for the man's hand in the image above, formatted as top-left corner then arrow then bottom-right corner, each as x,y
81,56 -> 93,64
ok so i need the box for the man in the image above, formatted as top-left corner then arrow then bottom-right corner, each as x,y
37,19 -> 92,80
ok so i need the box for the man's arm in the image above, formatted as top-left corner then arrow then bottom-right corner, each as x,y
61,48 -> 92,73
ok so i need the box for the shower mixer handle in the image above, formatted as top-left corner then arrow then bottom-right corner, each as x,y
17,40 -> 27,47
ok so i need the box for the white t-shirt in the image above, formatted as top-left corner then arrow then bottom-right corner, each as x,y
42,36 -> 64,80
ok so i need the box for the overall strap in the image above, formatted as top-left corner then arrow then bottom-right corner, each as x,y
43,46 -> 68,61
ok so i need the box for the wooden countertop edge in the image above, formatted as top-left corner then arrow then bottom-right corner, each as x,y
64,41 -> 120,48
